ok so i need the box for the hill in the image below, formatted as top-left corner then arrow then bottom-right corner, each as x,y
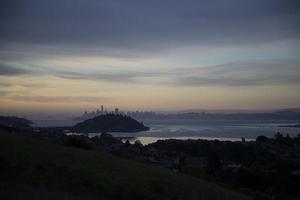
0,131 -> 249,200
73,114 -> 149,133
0,116 -> 33,129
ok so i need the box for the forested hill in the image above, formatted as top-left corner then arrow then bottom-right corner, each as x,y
73,114 -> 149,133
0,116 -> 33,129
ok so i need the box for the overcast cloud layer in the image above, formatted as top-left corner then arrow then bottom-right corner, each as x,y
0,0 -> 300,111
1,0 -> 300,50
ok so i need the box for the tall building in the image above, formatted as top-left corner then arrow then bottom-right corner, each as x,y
101,105 -> 104,113
115,108 -> 119,114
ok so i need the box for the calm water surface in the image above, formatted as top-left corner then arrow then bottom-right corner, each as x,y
34,118 -> 300,145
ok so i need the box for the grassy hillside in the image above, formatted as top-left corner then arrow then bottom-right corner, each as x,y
0,131 -> 249,200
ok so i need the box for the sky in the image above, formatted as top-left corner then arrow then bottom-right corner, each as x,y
0,0 -> 300,115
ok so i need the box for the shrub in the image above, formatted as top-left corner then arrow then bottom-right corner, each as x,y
64,136 -> 93,150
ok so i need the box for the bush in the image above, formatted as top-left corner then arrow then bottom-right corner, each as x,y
64,136 -> 93,150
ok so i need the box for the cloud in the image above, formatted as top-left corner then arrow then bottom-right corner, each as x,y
0,90 -> 10,96
2,95 -> 110,103
55,70 -> 161,83
0,63 -> 31,76
0,59 -> 161,83
1,59 -> 300,87
1,0 -> 299,54
173,60 -> 300,86
0,82 -> 44,98
0,0 -> 299,89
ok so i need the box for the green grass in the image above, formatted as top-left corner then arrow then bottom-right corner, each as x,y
0,131 -> 250,200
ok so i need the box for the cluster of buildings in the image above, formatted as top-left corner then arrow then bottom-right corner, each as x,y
79,105 -> 120,120
78,105 -> 158,120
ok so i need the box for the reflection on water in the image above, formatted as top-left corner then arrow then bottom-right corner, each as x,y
36,118 -> 299,145
66,133 -> 253,145
121,136 -> 254,145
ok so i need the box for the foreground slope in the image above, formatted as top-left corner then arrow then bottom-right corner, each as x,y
0,131 -> 249,200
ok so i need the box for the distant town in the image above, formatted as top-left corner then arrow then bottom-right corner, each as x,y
76,106 -> 300,121
76,105 -> 157,120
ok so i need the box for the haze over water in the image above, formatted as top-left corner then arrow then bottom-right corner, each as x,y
33,117 -> 300,145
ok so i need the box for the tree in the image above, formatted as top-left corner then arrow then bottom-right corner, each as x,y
274,132 -> 284,144
256,135 -> 269,143
125,140 -> 131,148
207,150 -> 221,174
64,136 -> 93,150
134,140 -> 143,148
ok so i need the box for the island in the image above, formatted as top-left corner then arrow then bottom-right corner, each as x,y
72,113 -> 149,133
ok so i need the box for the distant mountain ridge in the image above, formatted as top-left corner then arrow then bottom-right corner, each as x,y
75,108 -> 300,121
177,107 -> 300,114
121,110 -> 300,120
